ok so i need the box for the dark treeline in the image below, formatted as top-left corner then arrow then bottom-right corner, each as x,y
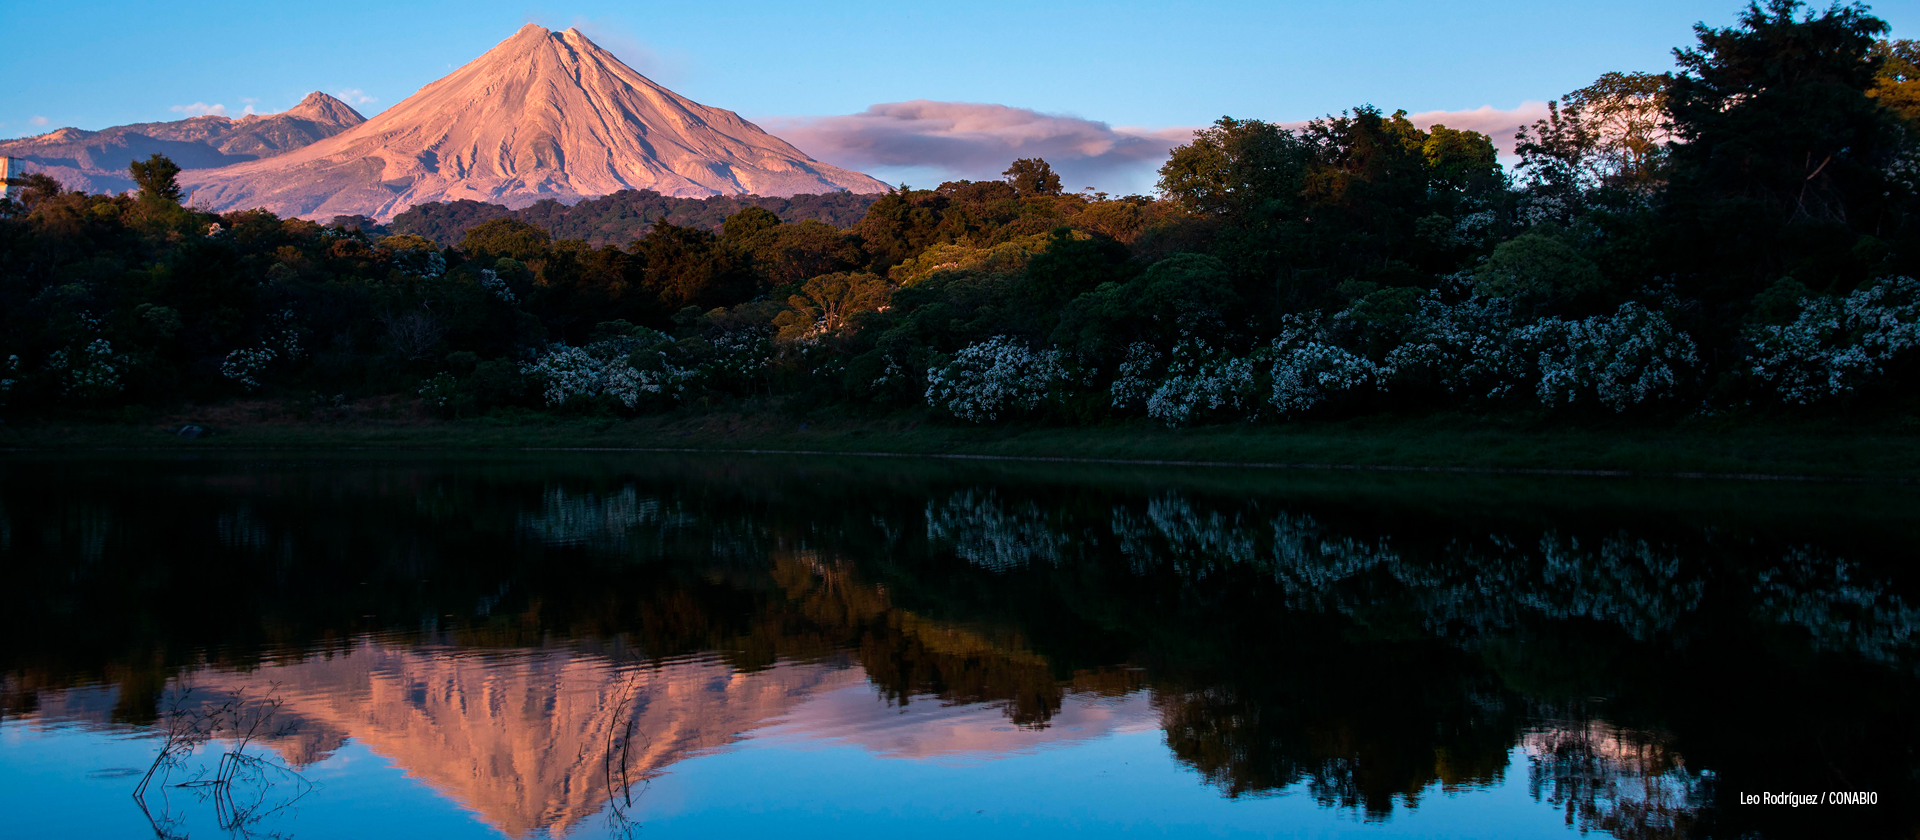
2,0 -> 1917,425
364,189 -> 884,249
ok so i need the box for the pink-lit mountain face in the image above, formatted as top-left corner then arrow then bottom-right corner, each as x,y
180,25 -> 891,220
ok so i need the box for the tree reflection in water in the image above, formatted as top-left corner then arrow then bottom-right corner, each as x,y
1523,713 -> 1708,840
0,454 -> 1914,838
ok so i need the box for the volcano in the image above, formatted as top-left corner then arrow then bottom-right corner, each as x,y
181,25 -> 890,219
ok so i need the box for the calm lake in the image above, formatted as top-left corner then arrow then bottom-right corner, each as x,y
0,453 -> 1913,839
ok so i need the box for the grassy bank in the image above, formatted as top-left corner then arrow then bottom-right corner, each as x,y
3,399 -> 1918,480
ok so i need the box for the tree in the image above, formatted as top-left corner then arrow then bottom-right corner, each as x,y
13,172 -> 65,211
722,206 -> 782,240
1473,233 -> 1609,318
1003,158 -> 1063,197
1663,0 -> 1903,297
1868,39 -> 1920,123
631,221 -> 753,311
774,272 -> 891,341
460,218 -> 551,262
1516,72 -> 1671,207
129,153 -> 182,204
1568,72 -> 1672,191
741,219 -> 866,286
1421,124 -> 1502,194
1157,117 -> 1310,217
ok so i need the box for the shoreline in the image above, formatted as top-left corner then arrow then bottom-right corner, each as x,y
4,411 -> 1917,482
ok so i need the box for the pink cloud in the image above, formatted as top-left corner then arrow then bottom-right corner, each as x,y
767,100 -> 1552,195
1404,101 -> 1552,155
765,101 -> 1196,194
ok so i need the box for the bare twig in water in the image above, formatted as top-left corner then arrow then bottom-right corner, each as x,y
132,682 -> 314,839
603,665 -> 654,838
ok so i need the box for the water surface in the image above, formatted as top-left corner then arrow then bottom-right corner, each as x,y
0,453 -> 1913,838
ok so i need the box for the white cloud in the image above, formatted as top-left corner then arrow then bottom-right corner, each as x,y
28,115 -> 49,126
765,101 -> 1195,195
170,102 -> 228,117
332,89 -> 377,106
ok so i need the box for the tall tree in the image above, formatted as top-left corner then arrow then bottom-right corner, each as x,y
1157,117 -> 1310,218
129,154 -> 182,204
1663,0 -> 1904,297
1003,158 -> 1063,197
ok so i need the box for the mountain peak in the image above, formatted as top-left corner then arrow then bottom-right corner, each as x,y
283,92 -> 365,127
180,24 -> 889,220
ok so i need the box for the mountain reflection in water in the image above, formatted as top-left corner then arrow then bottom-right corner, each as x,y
0,454 -> 1913,839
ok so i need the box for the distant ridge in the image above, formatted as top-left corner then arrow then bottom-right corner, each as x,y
181,25 -> 892,220
0,93 -> 365,194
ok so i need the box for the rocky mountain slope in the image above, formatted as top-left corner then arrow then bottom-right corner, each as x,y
180,25 -> 890,220
0,92 -> 364,194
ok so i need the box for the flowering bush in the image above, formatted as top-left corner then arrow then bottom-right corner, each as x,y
268,309 -> 305,362
1524,302 -> 1698,411
1146,338 -> 1260,426
477,269 -> 517,305
47,338 -> 129,399
1109,343 -> 1162,410
220,347 -> 277,391
417,373 -> 459,410
1266,315 -> 1388,414
925,335 -> 1068,422
521,345 -> 602,406
0,354 -> 19,407
1381,294 -> 1527,399
696,330 -> 770,394
521,329 -> 701,410
1745,276 -> 1920,403
604,352 -> 699,409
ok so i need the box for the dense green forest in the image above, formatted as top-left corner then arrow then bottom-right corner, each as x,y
3,0 -> 1918,429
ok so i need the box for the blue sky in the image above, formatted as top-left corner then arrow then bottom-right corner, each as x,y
5,0 -> 1916,192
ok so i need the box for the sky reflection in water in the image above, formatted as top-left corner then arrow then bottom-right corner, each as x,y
0,453 -> 1913,839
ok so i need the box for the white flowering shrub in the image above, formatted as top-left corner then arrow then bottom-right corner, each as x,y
0,354 -> 17,407
698,330 -> 770,394
604,352 -> 699,409
1381,294 -> 1528,399
1265,315 -> 1388,414
1745,276 -> 1920,403
267,309 -> 305,362
522,330 -> 701,410
220,346 -> 277,391
477,269 -> 517,304
522,344 -> 605,406
924,335 -> 1068,422
1524,302 -> 1698,411
1108,342 -> 1162,410
1146,338 -> 1260,426
46,339 -> 129,400
870,353 -> 911,391
417,373 -> 459,409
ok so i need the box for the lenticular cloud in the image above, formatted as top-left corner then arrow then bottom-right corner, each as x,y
765,101 -> 1195,193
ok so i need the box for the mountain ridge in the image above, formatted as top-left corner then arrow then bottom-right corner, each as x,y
0,92 -> 365,194
179,25 -> 890,220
